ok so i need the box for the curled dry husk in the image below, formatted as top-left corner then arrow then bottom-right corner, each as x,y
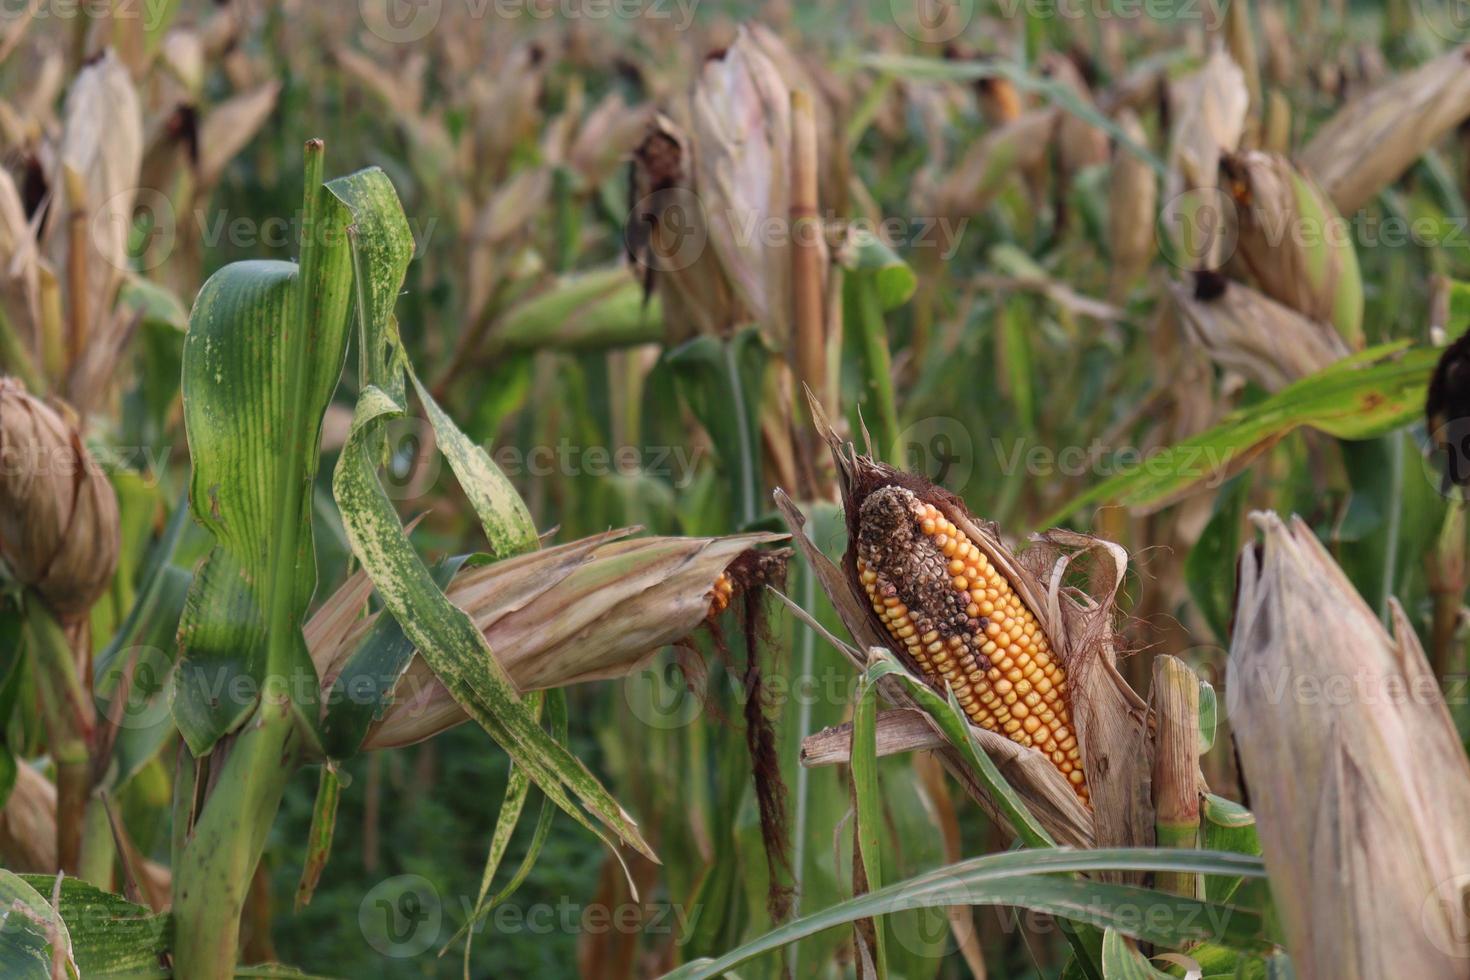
1229,512 -> 1470,979
776,402 -> 1152,853
307,529 -> 788,750
0,378 -> 119,621
690,25 -> 797,345
1172,272 -> 1349,393
1163,49 -> 1248,269
1301,45 -> 1470,215
628,113 -> 750,340
41,50 -> 143,400
1221,150 -> 1363,345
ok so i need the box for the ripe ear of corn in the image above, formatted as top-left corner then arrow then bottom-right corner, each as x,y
854,484 -> 1087,801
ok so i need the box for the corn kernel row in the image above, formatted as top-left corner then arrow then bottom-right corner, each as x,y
855,486 -> 1087,800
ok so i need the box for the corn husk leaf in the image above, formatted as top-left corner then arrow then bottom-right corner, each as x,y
628,114 -> 749,341
306,529 -> 787,752
935,109 -> 1056,218
1302,45 -> 1470,215
0,378 -> 119,621
1172,274 -> 1350,392
1164,49 -> 1248,268
1229,512 -> 1470,979
691,26 -> 799,345
42,51 -> 143,379
1222,150 -> 1363,345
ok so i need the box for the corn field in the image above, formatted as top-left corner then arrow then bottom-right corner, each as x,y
4,0 -> 1470,977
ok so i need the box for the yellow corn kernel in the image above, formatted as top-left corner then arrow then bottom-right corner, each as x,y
855,485 -> 1088,802
707,571 -> 736,618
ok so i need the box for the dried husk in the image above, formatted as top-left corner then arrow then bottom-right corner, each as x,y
306,530 -> 788,751
0,378 -> 119,621
778,400 -> 1153,854
934,109 -> 1057,218
1301,45 -> 1470,215
690,26 -> 797,345
0,764 -> 58,874
1222,150 -> 1363,345
562,92 -> 656,188
1172,273 -> 1349,392
1107,110 -> 1158,302
628,113 -> 750,340
0,169 -> 42,364
1229,512 -> 1470,979
196,81 -> 282,188
1164,49 -> 1249,267
41,51 -> 143,377
743,22 -> 846,212
1043,54 -> 1110,178
1259,2 -> 1295,89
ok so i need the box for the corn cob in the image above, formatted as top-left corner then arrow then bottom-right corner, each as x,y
854,485 -> 1087,800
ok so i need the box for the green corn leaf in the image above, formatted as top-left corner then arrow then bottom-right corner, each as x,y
173,148 -> 357,753
1201,795 -> 1262,907
659,848 -> 1272,979
12,873 -> 172,979
334,384 -> 655,859
1044,344 -> 1437,525
293,764 -> 341,912
0,871 -> 70,980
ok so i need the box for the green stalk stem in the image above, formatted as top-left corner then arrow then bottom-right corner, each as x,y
172,140 -> 328,979
174,693 -> 299,977
24,603 -> 93,875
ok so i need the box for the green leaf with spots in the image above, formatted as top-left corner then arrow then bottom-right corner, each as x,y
173,152 -> 361,753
